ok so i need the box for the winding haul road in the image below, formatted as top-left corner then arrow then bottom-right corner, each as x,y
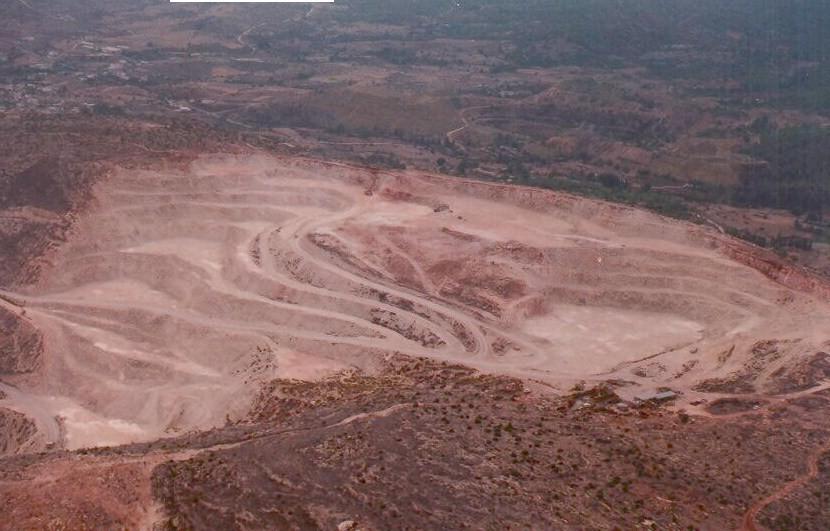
1,154 -> 828,452
0,157 -> 532,449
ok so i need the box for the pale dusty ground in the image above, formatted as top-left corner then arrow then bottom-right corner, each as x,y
522,306 -> 702,375
1,153 -> 829,450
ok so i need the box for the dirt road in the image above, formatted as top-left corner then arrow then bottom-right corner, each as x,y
2,153 -> 827,450
741,440 -> 830,531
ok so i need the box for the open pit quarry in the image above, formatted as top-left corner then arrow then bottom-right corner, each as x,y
0,154 -> 828,454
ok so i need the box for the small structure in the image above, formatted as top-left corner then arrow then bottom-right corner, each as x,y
634,389 -> 678,405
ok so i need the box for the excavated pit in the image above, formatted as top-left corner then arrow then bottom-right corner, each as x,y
1,154 -> 829,451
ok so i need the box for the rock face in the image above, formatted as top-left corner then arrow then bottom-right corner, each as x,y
0,159 -> 93,287
0,308 -> 42,375
718,237 -> 830,300
0,408 -> 37,456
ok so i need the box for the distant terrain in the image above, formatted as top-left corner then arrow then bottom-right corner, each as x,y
2,1 -> 830,530
3,0 -> 830,271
